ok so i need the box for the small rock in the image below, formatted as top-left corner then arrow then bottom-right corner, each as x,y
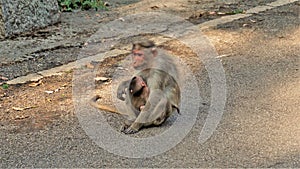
104,2 -> 110,6
0,76 -> 8,81
118,18 -> 125,22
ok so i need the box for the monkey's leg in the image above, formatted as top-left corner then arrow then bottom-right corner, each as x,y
123,90 -> 168,134
119,101 -> 139,132
118,99 -> 140,132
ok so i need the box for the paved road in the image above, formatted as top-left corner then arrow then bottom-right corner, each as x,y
0,1 -> 299,168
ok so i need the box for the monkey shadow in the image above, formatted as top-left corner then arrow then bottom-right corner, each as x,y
103,110 -> 179,137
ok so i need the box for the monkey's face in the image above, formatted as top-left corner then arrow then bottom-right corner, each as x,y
131,49 -> 146,69
131,48 -> 156,70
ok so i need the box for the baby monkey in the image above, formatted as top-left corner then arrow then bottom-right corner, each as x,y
129,76 -> 149,112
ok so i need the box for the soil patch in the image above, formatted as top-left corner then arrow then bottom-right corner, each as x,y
0,36 -> 210,135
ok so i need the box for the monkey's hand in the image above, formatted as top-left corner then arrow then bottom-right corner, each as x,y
120,123 -> 129,132
122,127 -> 138,134
122,122 -> 141,134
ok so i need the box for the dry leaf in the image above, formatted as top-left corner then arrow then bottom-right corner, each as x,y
29,80 -> 42,87
15,115 -> 29,120
86,63 -> 95,69
12,106 -> 34,111
12,107 -> 25,111
209,11 -> 216,15
95,77 -> 109,82
45,90 -> 54,94
151,6 -> 159,10
217,12 -> 226,15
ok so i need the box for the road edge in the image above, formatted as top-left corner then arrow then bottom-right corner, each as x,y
6,0 -> 298,85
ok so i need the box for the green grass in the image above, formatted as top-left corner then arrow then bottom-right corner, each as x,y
227,9 -> 244,15
2,84 -> 9,90
58,0 -> 107,12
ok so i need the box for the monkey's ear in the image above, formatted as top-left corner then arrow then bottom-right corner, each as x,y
141,81 -> 146,87
151,48 -> 158,57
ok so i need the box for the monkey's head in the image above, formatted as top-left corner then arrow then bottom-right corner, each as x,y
131,40 -> 158,70
129,76 -> 147,96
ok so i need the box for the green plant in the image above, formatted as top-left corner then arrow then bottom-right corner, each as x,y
58,0 -> 107,12
227,9 -> 244,15
2,83 -> 9,89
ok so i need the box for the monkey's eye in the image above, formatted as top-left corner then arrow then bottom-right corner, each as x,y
133,53 -> 143,57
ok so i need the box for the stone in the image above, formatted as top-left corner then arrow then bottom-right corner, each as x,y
6,73 -> 43,84
0,0 -> 60,39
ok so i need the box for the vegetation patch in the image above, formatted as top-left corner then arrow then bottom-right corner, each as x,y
58,0 -> 108,12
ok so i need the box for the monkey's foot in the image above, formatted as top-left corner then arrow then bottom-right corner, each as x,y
120,124 -> 129,132
122,127 -> 138,134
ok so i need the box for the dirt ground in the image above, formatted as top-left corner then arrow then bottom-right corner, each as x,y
0,36 -> 207,134
0,0 -> 277,79
0,0 -> 280,133
0,0 -> 299,168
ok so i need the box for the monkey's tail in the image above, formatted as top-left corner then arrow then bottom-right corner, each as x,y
90,95 -> 120,114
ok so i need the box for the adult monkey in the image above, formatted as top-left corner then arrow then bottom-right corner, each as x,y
90,40 -> 163,111
117,40 -> 181,134
91,40 -> 181,134
121,68 -> 180,134
117,40 -> 180,101
91,69 -> 180,134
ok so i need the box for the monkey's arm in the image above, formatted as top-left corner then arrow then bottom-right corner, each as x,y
122,90 -> 168,134
117,80 -> 131,101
